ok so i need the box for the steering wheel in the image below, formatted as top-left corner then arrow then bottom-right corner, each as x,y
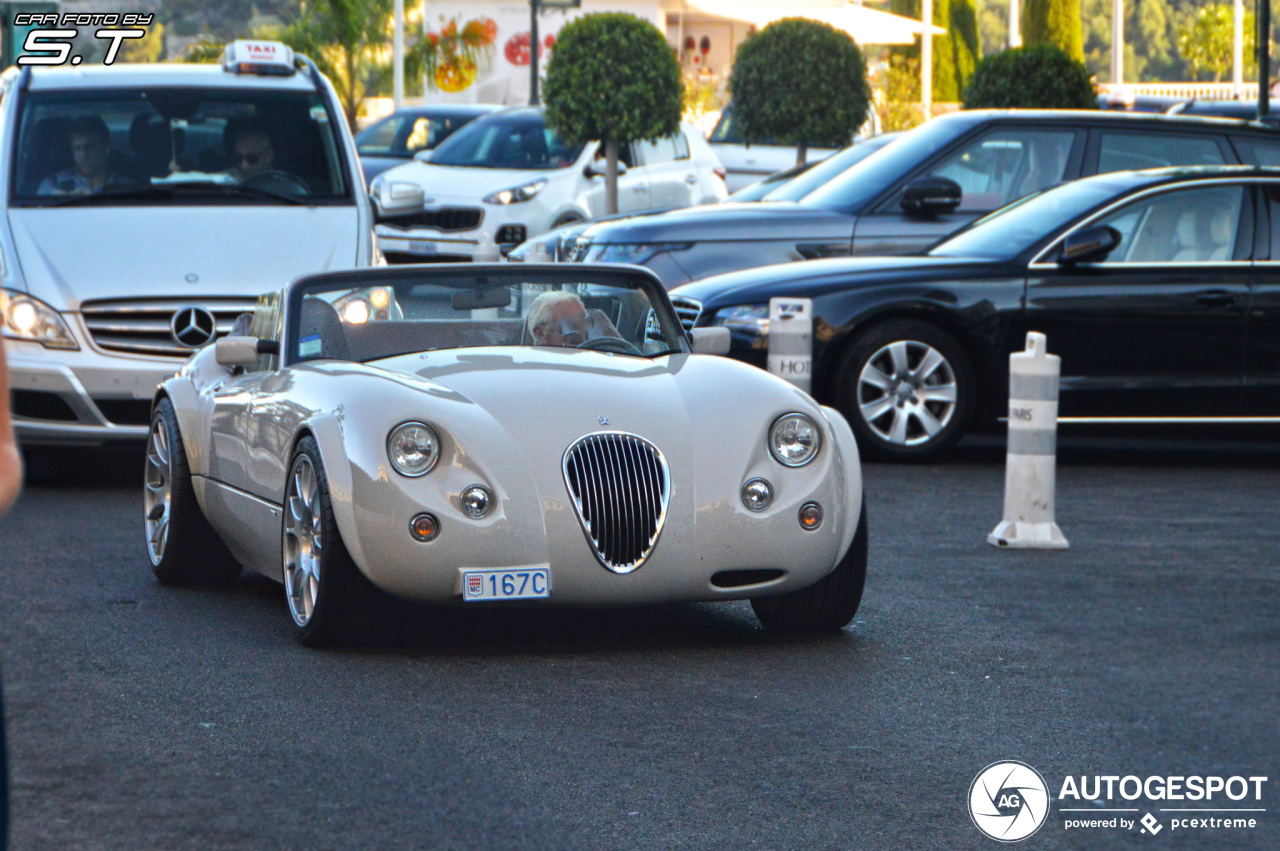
578,336 -> 641,355
242,170 -> 311,197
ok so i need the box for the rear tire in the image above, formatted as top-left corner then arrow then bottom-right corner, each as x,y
283,437 -> 377,646
144,398 -> 241,585
833,320 -> 975,462
752,497 -> 868,632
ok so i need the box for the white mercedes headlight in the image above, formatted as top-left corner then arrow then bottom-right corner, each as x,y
768,413 -> 821,467
483,179 -> 547,205
387,422 -> 440,477
2,288 -> 78,349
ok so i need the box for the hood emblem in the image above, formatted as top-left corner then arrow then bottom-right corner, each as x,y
598,416 -> 609,425
171,306 -> 217,348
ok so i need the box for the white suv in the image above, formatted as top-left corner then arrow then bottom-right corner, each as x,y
1,41 -> 373,446
370,107 -> 727,262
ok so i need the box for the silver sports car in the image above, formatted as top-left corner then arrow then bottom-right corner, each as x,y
144,265 -> 867,645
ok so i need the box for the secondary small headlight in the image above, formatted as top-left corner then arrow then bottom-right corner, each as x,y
712,304 -> 770,338
460,485 -> 493,519
768,413 -> 822,467
741,478 -> 773,512
483,179 -> 547,205
387,422 -> 440,477
584,243 -> 692,265
2,289 -> 78,349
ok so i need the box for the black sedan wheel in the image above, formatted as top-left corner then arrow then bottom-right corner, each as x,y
836,320 -> 974,461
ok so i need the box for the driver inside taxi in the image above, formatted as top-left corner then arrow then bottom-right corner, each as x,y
227,121 -> 275,181
527,290 -> 621,347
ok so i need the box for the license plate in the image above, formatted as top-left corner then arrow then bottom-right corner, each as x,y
408,240 -> 438,255
462,568 -> 550,601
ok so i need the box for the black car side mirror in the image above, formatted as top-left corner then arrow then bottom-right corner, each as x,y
900,176 -> 962,215
1059,225 -> 1121,265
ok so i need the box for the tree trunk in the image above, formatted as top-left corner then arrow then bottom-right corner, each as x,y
605,137 -> 619,216
796,140 -> 809,167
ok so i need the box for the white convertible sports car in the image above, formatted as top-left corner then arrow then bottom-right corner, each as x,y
144,265 -> 867,644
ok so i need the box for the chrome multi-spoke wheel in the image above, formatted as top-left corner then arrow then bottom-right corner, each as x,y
857,340 -> 958,447
144,417 -> 172,565
284,455 -> 323,628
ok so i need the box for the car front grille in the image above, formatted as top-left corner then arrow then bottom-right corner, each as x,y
376,207 -> 484,232
562,432 -> 670,574
80,297 -> 257,358
669,297 -> 703,332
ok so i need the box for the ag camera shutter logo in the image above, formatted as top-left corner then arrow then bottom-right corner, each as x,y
968,760 -> 1051,842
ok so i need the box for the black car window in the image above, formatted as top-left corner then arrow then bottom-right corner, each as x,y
1092,185 -> 1246,263
925,129 -> 1075,212
1096,133 -> 1226,173
1231,136 -> 1280,167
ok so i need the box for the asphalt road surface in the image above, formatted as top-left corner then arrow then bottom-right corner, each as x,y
1,436 -> 1277,850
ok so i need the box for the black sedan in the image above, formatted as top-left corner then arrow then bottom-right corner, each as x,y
672,166 -> 1280,459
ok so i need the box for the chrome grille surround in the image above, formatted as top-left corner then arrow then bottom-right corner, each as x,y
669,296 -> 703,332
562,432 -> 671,574
80,297 -> 258,357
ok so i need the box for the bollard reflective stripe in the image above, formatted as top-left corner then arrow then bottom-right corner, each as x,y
768,297 -> 813,394
988,331 -> 1069,549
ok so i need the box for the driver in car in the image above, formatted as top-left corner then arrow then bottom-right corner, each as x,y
38,117 -> 128,195
527,291 -> 622,347
226,120 -> 276,181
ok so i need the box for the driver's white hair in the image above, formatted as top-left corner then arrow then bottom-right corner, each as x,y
527,290 -> 584,332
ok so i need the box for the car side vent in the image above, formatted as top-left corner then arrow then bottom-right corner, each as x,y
669,297 -> 702,332
562,432 -> 670,574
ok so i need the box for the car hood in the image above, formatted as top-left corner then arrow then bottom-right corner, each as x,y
583,202 -> 852,244
378,161 -> 561,197
672,255 -> 1000,307
8,207 -> 359,310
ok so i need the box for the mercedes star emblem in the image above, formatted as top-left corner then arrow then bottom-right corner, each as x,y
170,306 -> 217,348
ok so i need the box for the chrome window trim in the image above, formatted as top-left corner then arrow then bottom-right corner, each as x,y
1026,176 -> 1272,270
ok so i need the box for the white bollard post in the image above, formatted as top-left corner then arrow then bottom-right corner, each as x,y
474,231 -> 501,264
768,298 -> 813,394
988,332 -> 1068,549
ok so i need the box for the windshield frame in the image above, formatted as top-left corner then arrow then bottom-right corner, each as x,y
282,265 -> 690,366
8,84 -> 355,207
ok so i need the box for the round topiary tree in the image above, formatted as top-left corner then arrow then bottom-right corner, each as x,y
543,13 -> 682,215
962,45 -> 1096,110
729,18 -> 870,166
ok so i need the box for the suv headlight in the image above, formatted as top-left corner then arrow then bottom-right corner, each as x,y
711,305 -> 769,338
2,289 -> 78,349
583,243 -> 691,265
768,412 -> 821,467
483,179 -> 547,205
387,422 -> 440,477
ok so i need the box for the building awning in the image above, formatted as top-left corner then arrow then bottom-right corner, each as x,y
678,0 -> 945,46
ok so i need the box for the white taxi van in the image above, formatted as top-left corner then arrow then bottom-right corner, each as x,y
0,41 -> 373,445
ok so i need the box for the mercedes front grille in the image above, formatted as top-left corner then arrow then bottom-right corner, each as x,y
562,432 -> 670,574
669,297 -> 703,332
80,297 -> 257,357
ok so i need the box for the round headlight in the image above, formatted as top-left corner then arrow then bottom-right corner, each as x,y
768,413 -> 822,467
387,422 -> 440,477
460,485 -> 493,519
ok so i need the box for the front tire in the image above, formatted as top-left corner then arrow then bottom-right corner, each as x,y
752,497 -> 868,632
144,398 -> 241,585
283,437 -> 374,646
834,320 -> 974,461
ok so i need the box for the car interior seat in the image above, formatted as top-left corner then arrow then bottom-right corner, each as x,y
297,298 -> 352,361
20,117 -> 74,194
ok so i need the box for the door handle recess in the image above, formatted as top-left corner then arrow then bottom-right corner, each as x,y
1195,290 -> 1240,307
685,174 -> 698,185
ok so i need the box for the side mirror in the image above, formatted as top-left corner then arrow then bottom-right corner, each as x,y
690,327 -> 731,356
900,176 -> 962,215
412,149 -> 433,163
1059,225 -> 1121,265
373,180 -> 425,216
215,336 -> 275,367
584,159 -> 628,179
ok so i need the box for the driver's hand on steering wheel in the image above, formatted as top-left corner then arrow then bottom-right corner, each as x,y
584,308 -> 622,341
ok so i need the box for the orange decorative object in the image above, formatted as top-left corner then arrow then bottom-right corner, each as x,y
483,17 -> 498,44
435,58 -> 477,92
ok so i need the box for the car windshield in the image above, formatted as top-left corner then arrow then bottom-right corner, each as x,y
427,112 -> 584,170
354,110 -> 480,158
288,271 -> 687,363
765,135 -> 898,202
11,87 -> 350,205
710,106 -> 781,146
802,117 -> 972,213
928,175 -> 1135,259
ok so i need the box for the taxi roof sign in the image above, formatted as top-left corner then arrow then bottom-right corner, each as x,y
222,40 -> 296,76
